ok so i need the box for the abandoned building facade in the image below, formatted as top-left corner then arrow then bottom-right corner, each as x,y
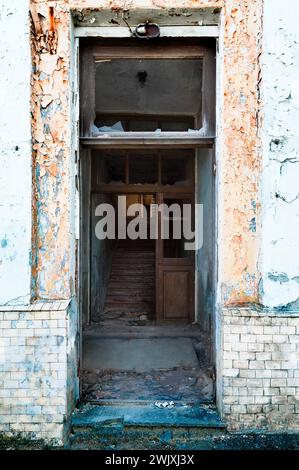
0,0 -> 299,444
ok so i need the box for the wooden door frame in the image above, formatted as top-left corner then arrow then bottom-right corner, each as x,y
79,37 -> 216,327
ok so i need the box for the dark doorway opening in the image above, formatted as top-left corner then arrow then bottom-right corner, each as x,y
79,38 -> 216,407
89,149 -> 195,325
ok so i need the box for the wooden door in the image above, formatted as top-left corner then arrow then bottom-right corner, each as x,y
156,193 -> 195,323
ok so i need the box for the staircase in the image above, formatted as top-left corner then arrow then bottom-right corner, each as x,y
104,240 -> 155,318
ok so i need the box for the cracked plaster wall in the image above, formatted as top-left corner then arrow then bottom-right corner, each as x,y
28,0 -> 297,311
7,0 -> 296,310
260,0 -> 299,309
29,0 -> 263,306
0,1 -> 32,305
30,1 -> 75,300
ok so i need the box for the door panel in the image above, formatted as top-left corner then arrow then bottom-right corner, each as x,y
156,193 -> 195,323
162,268 -> 193,320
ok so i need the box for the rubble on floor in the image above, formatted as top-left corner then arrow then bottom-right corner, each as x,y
82,367 -> 214,403
82,322 -> 213,404
97,309 -> 154,326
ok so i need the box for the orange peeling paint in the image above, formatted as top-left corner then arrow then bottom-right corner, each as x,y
30,0 -> 262,305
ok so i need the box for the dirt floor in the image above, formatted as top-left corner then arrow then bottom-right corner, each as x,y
82,322 -> 214,404
82,366 -> 214,403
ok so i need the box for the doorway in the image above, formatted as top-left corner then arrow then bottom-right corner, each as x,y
89,148 -> 195,324
79,38 -> 216,405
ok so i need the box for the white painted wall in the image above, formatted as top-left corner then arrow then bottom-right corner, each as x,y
0,0 -> 298,310
261,0 -> 299,308
0,1 -> 31,304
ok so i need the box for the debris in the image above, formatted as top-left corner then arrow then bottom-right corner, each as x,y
154,400 -> 175,409
92,121 -> 124,135
139,314 -> 148,321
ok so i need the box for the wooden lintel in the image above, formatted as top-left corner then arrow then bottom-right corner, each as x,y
80,135 -> 214,149
92,184 -> 194,194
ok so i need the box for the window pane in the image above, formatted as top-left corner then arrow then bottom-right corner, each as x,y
161,150 -> 194,186
129,154 -> 158,184
162,198 -> 193,259
92,151 -> 126,184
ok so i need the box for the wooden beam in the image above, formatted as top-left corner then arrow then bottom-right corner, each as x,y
92,184 -> 195,194
92,44 -> 208,60
80,134 -> 214,149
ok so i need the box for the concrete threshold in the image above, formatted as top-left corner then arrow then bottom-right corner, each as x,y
71,402 -> 225,429
83,324 -> 204,339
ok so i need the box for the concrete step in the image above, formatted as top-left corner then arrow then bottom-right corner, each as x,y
71,403 -> 224,429
83,324 -> 204,339
70,402 -> 225,449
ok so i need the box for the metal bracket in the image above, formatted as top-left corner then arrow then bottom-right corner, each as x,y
134,22 -> 160,39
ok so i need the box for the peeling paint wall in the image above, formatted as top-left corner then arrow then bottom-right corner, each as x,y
29,0 -> 263,307
260,0 -> 299,309
217,0 -> 262,305
0,1 -> 32,305
30,1 -> 75,300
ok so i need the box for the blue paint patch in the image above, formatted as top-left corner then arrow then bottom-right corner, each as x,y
19,379 -> 30,389
26,405 -> 41,415
268,272 -> 289,283
41,101 -> 62,119
240,92 -> 246,105
274,296 -> 299,312
249,217 -> 256,232
38,72 -> 48,81
25,362 -> 34,372
44,123 -> 51,134
1,237 -> 8,248
39,212 -> 51,234
33,363 -> 42,373
242,272 -> 256,297
11,320 -> 17,329
258,278 -> 264,298
61,253 -> 67,269
222,284 -> 235,303
251,200 -> 256,211
57,336 -> 65,346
